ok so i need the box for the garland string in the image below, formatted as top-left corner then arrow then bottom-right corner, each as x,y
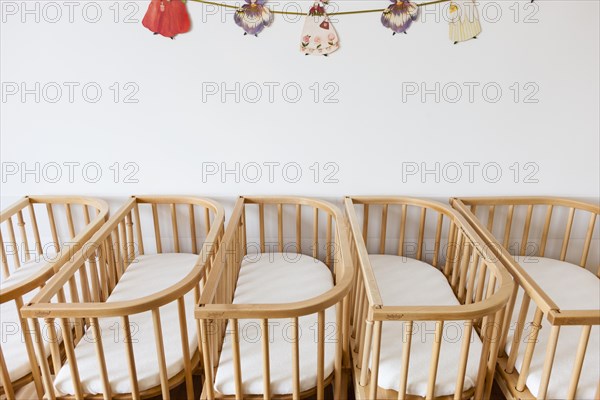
187,0 -> 452,16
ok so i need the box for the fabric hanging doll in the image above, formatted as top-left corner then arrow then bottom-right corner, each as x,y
234,0 -> 274,36
300,0 -> 339,56
142,0 -> 191,38
381,0 -> 419,35
448,0 -> 481,43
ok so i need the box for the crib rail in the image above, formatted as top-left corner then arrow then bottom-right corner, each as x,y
345,196 -> 513,400
196,196 -> 354,400
21,196 -> 224,400
0,196 -> 108,400
452,197 -> 600,400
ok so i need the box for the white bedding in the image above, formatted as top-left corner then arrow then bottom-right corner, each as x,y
214,252 -> 336,395
369,255 -> 484,397
53,253 -> 199,395
1,254 -> 55,382
506,256 -> 600,399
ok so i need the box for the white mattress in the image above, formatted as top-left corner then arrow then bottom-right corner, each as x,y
214,252 -> 336,395
1,254 -> 55,382
54,253 -> 199,395
369,255 -> 484,397
506,256 -> 600,399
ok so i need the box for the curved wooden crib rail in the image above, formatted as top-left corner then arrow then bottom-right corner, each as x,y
21,196 -> 225,400
452,197 -> 600,400
196,196 -> 354,400
345,196 -> 514,400
0,196 -> 109,400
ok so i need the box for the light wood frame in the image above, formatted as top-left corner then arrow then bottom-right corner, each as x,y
345,196 -> 514,400
0,196 -> 109,400
452,197 -> 600,400
20,195 -> 225,400
195,196 -> 354,400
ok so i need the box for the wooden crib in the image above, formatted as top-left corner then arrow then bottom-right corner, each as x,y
345,197 -> 513,400
0,196 -> 109,400
452,197 -> 599,400
21,196 -> 224,399
195,196 -> 354,400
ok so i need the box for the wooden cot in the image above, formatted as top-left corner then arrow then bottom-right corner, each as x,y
452,197 -> 599,400
345,196 -> 513,400
21,196 -> 224,399
0,196 -> 109,399
195,196 -> 354,400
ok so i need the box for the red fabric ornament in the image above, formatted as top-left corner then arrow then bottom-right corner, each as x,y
142,0 -> 191,38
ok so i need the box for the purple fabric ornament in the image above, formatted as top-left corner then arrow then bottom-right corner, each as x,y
234,0 -> 273,36
381,0 -> 419,35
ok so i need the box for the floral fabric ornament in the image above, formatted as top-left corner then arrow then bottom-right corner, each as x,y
235,0 -> 274,36
143,0 -> 191,38
449,0 -> 481,43
381,0 -> 418,35
300,1 -> 339,56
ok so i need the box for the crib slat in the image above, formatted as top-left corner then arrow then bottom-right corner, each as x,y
28,203 -> 43,254
379,204 -> 388,254
152,204 -> 162,253
453,320 -> 473,400
0,345 -> 15,400
519,205 -> 534,256
0,231 -> 10,279
231,319 -> 243,399
334,301 -> 343,400
450,232 -> 465,289
369,321 -> 383,400
65,203 -> 76,238
503,205 -> 514,249
443,224 -> 457,278
538,325 -> 561,399
126,212 -> 135,261
14,297 -> 43,397
580,213 -> 596,267
499,284 -> 519,356
567,325 -> 592,399
516,308 -> 544,391
259,203 -> 265,253
261,318 -> 271,400
313,208 -> 319,260
486,205 -> 495,230
291,317 -> 300,400
122,315 -> 141,399
200,319 -> 215,400
363,204 -> 369,241
432,213 -> 443,267
417,207 -> 426,260
133,203 -> 145,255
87,254 -> 101,302
189,204 -> 197,254
7,217 -> 20,268
506,293 -> 531,373
30,318 -> 56,400
484,308 -> 504,398
474,312 -> 496,399
61,317 -> 84,399
119,220 -> 128,267
326,214 -> 332,266
152,309 -> 170,399
90,318 -> 112,400
277,204 -> 283,252
539,205 -> 553,257
16,210 -> 30,262
457,243 -> 473,301
44,318 -> 62,375
426,321 -> 443,400
560,207 -> 576,261
83,205 -> 91,225
465,255 -> 479,305
359,321 -> 373,386
398,204 -> 407,257
177,297 -> 194,399
296,205 -> 302,253
317,310 -> 325,400
397,321 -> 413,400
171,204 -> 180,253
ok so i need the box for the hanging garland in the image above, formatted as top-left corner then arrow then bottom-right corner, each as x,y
142,0 -> 485,54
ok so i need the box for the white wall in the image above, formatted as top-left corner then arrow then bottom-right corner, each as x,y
1,0 -> 599,205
